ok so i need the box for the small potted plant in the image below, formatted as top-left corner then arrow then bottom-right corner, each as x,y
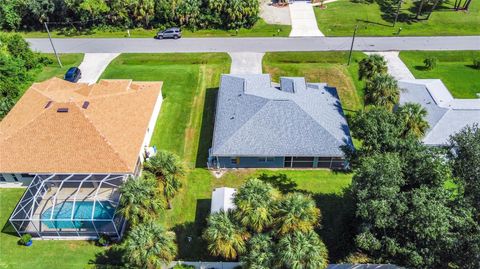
98,234 -> 111,247
19,234 -> 33,247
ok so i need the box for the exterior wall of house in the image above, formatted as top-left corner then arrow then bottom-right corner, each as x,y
139,90 -> 164,162
216,157 -> 285,168
214,156 -> 346,169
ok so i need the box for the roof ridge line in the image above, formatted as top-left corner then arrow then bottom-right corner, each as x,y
214,79 -> 270,152
73,103 -> 132,171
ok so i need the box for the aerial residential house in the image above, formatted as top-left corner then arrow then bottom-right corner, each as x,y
399,79 -> 480,146
0,77 -> 163,239
209,74 -> 353,169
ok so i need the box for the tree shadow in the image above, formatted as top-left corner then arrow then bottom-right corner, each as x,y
465,64 -> 480,70
414,65 -> 428,71
2,219 -> 18,237
295,188 -> 356,262
89,245 -> 125,268
173,198 -> 216,261
195,88 -> 218,168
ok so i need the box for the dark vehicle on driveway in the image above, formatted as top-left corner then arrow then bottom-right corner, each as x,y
64,67 -> 82,82
155,27 -> 182,39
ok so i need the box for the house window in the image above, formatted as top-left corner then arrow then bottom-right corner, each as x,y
258,157 -> 275,162
20,173 -> 31,178
284,157 -> 315,168
230,158 -> 239,165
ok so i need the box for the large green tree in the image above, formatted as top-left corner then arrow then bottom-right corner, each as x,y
276,230 -> 329,269
364,73 -> 400,110
203,211 -> 249,260
449,124 -> 480,212
118,176 -> 165,226
123,221 -> 177,269
358,54 -> 388,81
274,193 -> 320,235
233,178 -> 280,233
396,103 -> 429,138
240,233 -> 275,269
144,150 -> 185,209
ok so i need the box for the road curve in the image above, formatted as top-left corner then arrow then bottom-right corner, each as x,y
27,36 -> 480,53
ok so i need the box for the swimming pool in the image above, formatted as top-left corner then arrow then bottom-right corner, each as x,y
41,201 -> 116,229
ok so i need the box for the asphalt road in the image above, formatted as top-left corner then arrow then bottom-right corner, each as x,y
27,36 -> 480,53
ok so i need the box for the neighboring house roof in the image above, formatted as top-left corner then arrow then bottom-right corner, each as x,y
211,74 -> 353,157
399,79 -> 480,146
211,187 -> 236,214
0,77 -> 162,174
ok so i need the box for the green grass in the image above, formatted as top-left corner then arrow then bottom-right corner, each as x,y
315,0 -> 480,36
263,51 -> 367,113
0,189 -> 104,269
17,19 -> 291,38
399,51 -> 480,98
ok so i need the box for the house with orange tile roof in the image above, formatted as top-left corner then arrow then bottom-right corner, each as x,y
0,77 -> 163,239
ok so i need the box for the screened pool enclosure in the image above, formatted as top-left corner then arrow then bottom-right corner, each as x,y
10,174 -> 127,239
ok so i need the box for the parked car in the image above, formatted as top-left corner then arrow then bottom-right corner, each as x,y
155,27 -> 182,39
64,67 -> 82,82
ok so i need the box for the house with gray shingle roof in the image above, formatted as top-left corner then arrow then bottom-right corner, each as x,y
399,79 -> 480,146
209,74 -> 353,169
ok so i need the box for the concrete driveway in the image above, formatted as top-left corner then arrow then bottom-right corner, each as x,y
289,1 -> 324,37
229,52 -> 265,74
78,53 -> 119,84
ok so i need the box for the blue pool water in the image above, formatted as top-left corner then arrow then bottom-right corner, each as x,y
41,201 -> 115,229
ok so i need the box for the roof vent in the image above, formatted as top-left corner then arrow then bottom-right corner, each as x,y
57,108 -> 69,113
44,101 -> 53,109
82,101 -> 90,109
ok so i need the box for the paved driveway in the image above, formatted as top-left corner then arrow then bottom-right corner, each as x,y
365,51 -> 415,80
77,53 -> 119,84
229,52 -> 265,74
28,36 -> 480,53
289,1 -> 323,37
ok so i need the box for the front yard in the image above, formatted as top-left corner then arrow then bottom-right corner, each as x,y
315,0 -> 480,36
263,51 -> 367,113
399,51 -> 480,99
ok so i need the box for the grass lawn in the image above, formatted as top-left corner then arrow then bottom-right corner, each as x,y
399,51 -> 480,99
263,51 -> 367,113
18,19 -> 291,38
17,53 -> 84,98
0,189 -> 104,269
315,0 -> 480,36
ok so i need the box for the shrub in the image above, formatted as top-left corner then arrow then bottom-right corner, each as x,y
172,264 -> 195,269
19,234 -> 32,245
98,234 -> 111,246
473,58 -> 480,69
423,57 -> 438,70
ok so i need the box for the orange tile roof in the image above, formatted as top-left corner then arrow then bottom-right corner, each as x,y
0,77 -> 162,174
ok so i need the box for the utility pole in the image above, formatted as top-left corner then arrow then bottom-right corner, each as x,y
393,0 -> 402,27
44,22 -> 62,67
347,24 -> 358,66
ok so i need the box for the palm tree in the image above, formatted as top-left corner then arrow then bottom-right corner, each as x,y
274,193 -> 320,235
144,150 -> 185,209
358,54 -> 388,81
240,233 -> 275,269
233,178 -> 280,233
123,221 -> 177,269
364,73 -> 400,111
276,230 -> 329,269
396,103 -> 429,138
203,211 -> 249,260
118,176 -> 164,226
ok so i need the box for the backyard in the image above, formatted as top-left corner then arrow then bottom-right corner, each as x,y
399,50 -> 480,98
315,0 -> 480,36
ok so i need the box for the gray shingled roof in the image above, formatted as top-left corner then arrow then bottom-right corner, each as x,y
211,74 -> 353,157
399,80 -> 480,146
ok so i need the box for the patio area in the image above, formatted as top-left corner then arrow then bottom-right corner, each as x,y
9,174 -> 127,239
